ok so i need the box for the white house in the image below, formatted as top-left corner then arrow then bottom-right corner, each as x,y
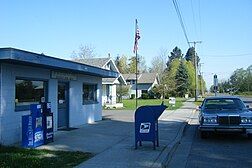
0,48 -> 118,145
122,73 -> 159,98
80,58 -> 126,108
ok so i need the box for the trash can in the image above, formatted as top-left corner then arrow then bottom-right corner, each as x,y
135,102 -> 167,149
22,104 -> 44,148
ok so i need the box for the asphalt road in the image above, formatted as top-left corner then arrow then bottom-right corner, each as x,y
167,111 -> 252,168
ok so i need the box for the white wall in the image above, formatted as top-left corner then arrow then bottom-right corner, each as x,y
69,74 -> 102,126
0,63 -> 52,145
0,63 -> 103,145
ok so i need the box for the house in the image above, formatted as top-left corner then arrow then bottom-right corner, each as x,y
0,48 -> 118,145
122,73 -> 159,98
79,58 -> 126,108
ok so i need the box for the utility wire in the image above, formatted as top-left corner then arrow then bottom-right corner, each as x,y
202,53 -> 252,57
191,0 -> 198,38
172,0 -> 190,47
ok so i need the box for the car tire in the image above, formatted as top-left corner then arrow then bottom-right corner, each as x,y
247,134 -> 252,139
200,131 -> 208,139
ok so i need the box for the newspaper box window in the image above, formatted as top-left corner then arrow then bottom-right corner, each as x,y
135,103 -> 167,149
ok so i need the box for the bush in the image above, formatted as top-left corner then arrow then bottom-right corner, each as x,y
141,93 -> 149,99
130,94 -> 135,99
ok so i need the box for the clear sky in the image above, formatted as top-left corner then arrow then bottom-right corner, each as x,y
1,0 -> 252,88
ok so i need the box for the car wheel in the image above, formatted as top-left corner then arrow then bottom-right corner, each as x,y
200,131 -> 208,139
247,134 -> 252,139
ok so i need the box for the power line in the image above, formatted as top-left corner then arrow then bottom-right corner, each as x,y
202,53 -> 252,57
190,0 -> 197,38
172,0 -> 190,47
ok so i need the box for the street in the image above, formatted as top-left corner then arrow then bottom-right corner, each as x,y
167,110 -> 252,168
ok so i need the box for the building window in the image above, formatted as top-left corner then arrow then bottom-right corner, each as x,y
15,79 -> 47,111
83,84 -> 98,104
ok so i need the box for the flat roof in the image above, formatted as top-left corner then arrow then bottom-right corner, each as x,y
0,48 -> 118,78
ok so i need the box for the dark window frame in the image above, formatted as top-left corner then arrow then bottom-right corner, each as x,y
15,77 -> 48,111
83,83 -> 98,105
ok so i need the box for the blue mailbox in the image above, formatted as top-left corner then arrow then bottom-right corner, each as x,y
135,103 -> 167,149
22,104 -> 44,148
41,102 -> 54,144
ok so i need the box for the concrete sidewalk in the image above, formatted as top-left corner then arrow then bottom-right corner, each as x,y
39,100 -> 196,168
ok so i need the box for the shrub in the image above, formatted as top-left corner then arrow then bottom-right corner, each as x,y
130,94 -> 135,99
141,93 -> 149,99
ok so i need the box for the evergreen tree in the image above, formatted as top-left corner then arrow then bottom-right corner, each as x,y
185,47 -> 200,66
166,46 -> 183,68
175,61 -> 189,97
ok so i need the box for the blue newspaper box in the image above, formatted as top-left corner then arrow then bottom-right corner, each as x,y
41,102 -> 54,144
135,103 -> 167,149
22,104 -> 44,148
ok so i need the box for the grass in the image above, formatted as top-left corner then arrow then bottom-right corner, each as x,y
0,145 -> 93,168
121,98 -> 186,110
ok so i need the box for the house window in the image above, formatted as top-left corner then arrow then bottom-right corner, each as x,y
15,79 -> 47,111
131,80 -> 135,84
83,84 -> 98,104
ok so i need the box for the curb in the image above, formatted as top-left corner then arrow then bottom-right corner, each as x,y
152,109 -> 196,168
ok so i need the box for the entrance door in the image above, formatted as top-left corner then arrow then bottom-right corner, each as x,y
57,82 -> 69,128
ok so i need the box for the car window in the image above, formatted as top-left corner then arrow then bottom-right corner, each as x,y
204,98 -> 245,110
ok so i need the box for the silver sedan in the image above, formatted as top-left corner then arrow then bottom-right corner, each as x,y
198,96 -> 252,138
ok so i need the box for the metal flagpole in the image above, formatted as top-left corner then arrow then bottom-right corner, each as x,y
133,19 -> 140,109
135,19 -> 138,109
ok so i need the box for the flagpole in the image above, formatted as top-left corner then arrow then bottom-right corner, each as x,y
135,19 -> 138,109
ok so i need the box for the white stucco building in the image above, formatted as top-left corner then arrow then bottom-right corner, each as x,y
0,48 -> 118,145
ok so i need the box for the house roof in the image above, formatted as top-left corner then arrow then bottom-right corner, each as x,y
80,57 -> 127,85
123,73 -> 159,84
0,48 -> 118,78
80,58 -> 110,68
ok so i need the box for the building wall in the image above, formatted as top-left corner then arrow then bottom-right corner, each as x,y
69,74 -> 101,125
0,63 -> 102,145
101,84 -> 117,105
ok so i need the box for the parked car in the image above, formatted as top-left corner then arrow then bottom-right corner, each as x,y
198,96 -> 252,138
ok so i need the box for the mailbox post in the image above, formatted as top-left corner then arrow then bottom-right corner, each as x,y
135,103 -> 167,149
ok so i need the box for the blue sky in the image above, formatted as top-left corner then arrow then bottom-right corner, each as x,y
1,0 -> 252,88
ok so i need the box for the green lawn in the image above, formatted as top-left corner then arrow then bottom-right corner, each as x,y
0,145 -> 93,168
122,98 -> 186,110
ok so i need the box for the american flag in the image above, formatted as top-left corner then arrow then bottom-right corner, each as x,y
133,19 -> 140,53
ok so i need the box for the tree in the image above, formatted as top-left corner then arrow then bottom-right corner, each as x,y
162,58 -> 180,96
175,61 -> 189,97
185,47 -> 200,66
128,55 -> 147,73
71,44 -> 96,61
166,46 -> 183,68
116,85 -> 130,102
114,55 -> 129,74
150,84 -> 168,99
184,61 -> 196,97
149,48 -> 167,78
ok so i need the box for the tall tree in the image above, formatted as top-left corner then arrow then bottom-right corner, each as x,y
185,47 -> 200,66
114,55 -> 128,73
162,58 -> 180,96
149,48 -> 167,78
166,46 -> 183,68
128,55 -> 147,73
175,61 -> 189,97
71,44 -> 96,60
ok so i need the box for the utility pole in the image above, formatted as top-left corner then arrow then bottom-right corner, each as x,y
199,63 -> 204,97
189,41 -> 202,101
